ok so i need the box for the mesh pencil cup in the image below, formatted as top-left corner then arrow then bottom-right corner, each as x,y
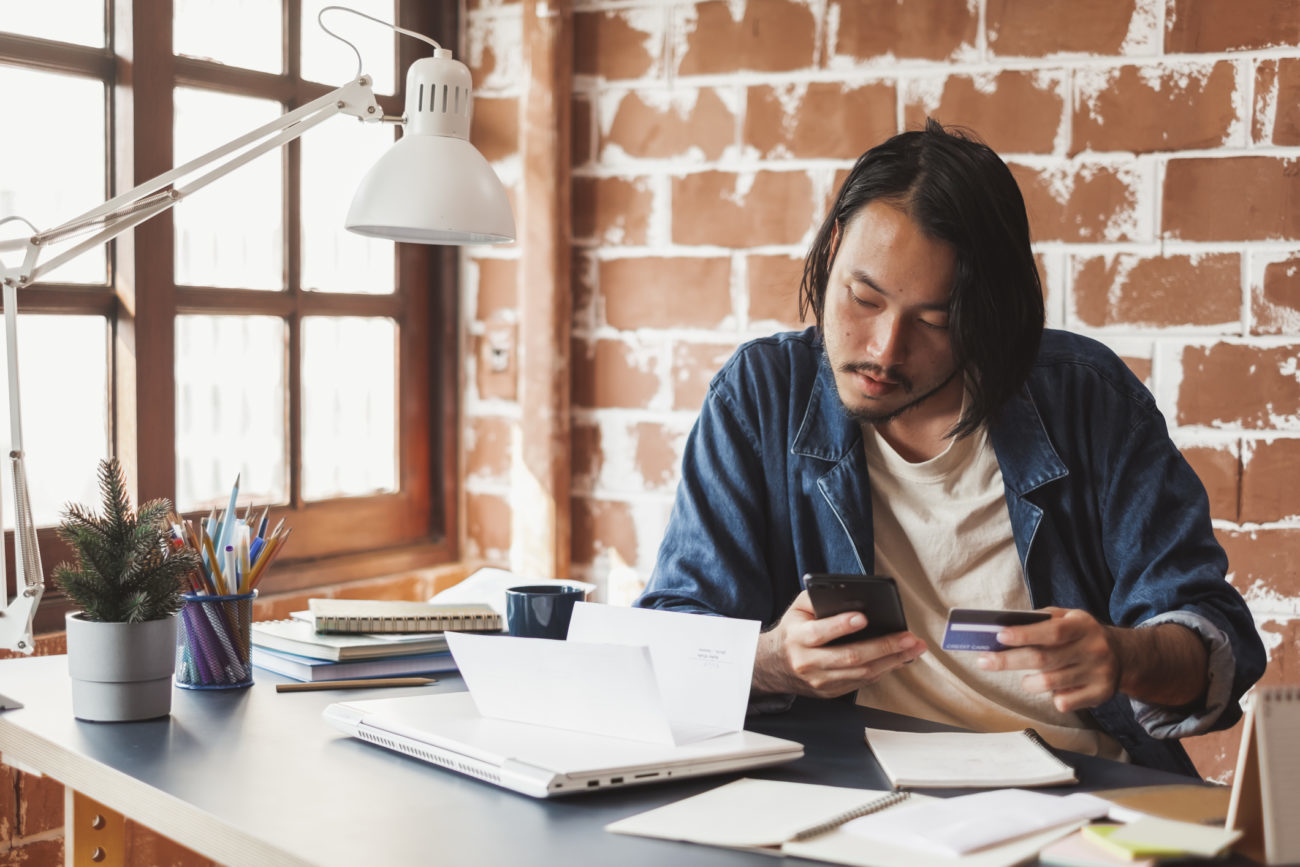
175,590 -> 256,689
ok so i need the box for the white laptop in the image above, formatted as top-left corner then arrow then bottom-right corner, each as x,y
323,691 -> 804,798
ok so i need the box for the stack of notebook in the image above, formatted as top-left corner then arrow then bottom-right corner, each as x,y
251,599 -> 502,682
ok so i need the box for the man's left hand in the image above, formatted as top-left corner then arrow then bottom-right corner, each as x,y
976,607 -> 1119,712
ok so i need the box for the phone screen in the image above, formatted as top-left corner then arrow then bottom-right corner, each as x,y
804,574 -> 908,645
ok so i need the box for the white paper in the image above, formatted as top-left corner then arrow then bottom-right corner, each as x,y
429,567 -> 595,616
446,632 -> 677,745
567,603 -> 758,737
842,789 -> 1111,855
445,604 -> 760,746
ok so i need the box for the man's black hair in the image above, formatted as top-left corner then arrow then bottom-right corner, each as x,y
798,118 -> 1045,438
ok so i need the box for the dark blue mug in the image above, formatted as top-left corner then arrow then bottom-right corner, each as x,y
504,584 -> 587,639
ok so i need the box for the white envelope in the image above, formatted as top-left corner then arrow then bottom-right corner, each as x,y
429,566 -> 596,616
445,604 -> 760,747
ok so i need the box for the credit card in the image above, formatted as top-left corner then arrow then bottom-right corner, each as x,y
941,608 -> 1051,652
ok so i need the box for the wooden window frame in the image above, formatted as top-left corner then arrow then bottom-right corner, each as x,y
1,0 -> 462,635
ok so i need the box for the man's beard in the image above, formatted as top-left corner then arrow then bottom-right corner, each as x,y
825,347 -> 960,426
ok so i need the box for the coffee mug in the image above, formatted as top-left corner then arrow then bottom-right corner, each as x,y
505,584 -> 587,639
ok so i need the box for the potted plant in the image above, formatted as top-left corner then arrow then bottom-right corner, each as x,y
54,457 -> 201,721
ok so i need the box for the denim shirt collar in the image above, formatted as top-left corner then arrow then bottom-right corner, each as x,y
790,347 -> 1068,496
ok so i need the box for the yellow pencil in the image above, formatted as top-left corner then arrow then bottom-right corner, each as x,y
275,677 -> 437,693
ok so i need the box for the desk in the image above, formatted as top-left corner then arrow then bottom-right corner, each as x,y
0,655 -> 1207,866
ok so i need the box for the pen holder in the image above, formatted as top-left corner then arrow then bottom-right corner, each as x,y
175,590 -> 257,690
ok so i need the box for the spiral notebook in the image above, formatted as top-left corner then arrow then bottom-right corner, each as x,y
1228,685 -> 1300,865
305,598 -> 502,634
606,778 -> 1079,867
864,726 -> 1076,788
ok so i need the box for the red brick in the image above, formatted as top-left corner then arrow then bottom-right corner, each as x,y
1179,344 -> 1300,430
470,97 -> 518,164
903,71 -> 1066,155
1073,62 -> 1239,154
988,0 -> 1140,56
633,422 -> 680,490
677,0 -> 816,75
571,421 -> 603,493
1242,438 -> 1300,523
745,82 -> 895,160
466,415 -> 513,482
672,171 -> 815,248
1011,162 -> 1144,243
572,176 -> 653,245
1121,355 -> 1151,387
571,497 -> 638,566
1164,158 -> 1300,242
1218,528 -> 1300,599
748,254 -> 808,327
474,258 -> 517,322
0,838 -> 63,865
1181,444 -> 1241,523
603,89 -> 734,161
572,96 -> 593,167
1259,619 -> 1300,686
1166,0 -> 1300,53
572,338 -> 661,410
1254,59 -> 1300,146
1071,253 -> 1240,328
475,325 -> 517,402
0,760 -> 15,843
1253,255 -> 1300,335
600,257 -> 731,330
830,0 -> 976,61
1183,726 -> 1242,784
574,9 -> 661,80
124,820 -> 215,866
466,492 -> 511,559
672,341 -> 738,411
572,249 -> 597,332
16,769 -> 61,836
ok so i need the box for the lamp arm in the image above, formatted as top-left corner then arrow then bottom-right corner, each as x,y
0,75 -> 381,658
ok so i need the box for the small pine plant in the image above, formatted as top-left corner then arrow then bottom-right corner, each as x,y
53,457 -> 201,623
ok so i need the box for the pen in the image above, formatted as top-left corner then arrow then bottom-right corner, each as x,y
275,677 -> 438,693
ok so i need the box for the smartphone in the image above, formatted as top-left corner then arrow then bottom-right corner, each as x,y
803,573 -> 908,645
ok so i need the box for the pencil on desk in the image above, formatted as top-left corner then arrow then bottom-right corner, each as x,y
275,677 -> 438,693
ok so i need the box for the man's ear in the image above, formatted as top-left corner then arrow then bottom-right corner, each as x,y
829,220 -> 842,264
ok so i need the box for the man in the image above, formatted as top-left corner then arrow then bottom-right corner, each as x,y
636,119 -> 1265,775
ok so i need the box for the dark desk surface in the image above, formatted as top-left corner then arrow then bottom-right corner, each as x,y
0,655 -> 1210,866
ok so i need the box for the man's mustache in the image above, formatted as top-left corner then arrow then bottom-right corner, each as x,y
839,361 -> 914,393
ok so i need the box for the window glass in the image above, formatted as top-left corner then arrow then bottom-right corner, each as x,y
175,314 -> 288,511
300,120 -> 395,294
174,0 -> 282,74
301,316 -> 397,500
0,315 -> 108,528
0,67 -> 106,285
173,88 -> 284,291
302,0 -> 397,96
0,0 -> 104,47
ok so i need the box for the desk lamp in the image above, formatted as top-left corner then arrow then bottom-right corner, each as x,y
0,6 -> 513,709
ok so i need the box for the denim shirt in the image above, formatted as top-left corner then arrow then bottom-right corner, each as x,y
637,327 -> 1266,776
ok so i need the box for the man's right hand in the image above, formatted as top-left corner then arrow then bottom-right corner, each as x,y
752,590 -> 927,698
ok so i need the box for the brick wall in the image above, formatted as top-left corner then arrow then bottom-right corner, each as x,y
463,0 -> 1300,782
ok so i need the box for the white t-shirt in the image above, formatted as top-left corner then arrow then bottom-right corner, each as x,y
856,419 -> 1126,761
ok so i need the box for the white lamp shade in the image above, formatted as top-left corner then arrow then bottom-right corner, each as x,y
345,133 -> 515,244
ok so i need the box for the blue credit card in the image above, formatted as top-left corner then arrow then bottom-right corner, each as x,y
941,608 -> 1051,651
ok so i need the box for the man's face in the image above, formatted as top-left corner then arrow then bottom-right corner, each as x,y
821,201 -> 961,427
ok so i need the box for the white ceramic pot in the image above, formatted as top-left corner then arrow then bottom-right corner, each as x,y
65,611 -> 177,722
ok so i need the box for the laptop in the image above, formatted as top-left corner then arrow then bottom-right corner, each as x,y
323,691 -> 804,798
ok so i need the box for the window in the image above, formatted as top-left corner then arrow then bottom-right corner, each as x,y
0,1 -> 460,633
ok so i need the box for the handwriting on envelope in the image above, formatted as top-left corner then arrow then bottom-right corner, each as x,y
445,604 -> 760,746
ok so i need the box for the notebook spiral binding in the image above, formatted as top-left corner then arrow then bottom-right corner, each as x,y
789,790 -> 911,842
1021,727 -> 1072,770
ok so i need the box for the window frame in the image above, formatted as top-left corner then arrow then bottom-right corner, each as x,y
1,0 -> 461,634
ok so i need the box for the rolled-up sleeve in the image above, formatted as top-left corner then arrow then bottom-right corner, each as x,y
1129,611 -> 1237,738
